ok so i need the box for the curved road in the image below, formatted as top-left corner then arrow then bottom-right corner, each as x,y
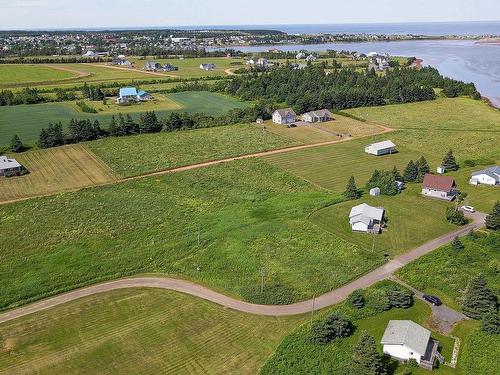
0,212 -> 485,324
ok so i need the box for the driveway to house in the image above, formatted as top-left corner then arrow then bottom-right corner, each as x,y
0,213 -> 485,324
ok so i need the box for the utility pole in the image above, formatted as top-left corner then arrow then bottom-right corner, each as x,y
197,223 -> 201,246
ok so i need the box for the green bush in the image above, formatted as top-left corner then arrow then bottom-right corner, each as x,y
75,101 -> 98,113
241,283 -> 295,305
386,286 -> 414,309
310,313 -> 353,344
348,289 -> 365,309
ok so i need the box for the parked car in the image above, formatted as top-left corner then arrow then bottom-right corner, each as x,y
460,205 -> 475,213
423,295 -> 442,306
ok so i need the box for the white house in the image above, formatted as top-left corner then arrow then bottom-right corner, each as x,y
348,203 -> 384,233
200,63 -> 216,71
305,54 -> 317,62
422,174 -> 457,201
381,320 -> 439,368
365,140 -> 397,156
272,108 -> 297,124
0,155 -> 22,177
116,87 -> 152,104
301,109 -> 333,123
296,52 -> 306,59
469,166 -> 500,186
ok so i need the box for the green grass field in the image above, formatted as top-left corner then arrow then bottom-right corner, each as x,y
0,91 -> 250,146
0,65 -> 78,87
87,123 -> 298,177
0,288 -> 303,374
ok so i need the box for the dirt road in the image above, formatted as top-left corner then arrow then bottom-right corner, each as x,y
0,212 -> 484,323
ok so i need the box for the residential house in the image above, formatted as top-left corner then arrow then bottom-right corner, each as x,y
116,87 -> 152,104
301,109 -> 334,123
381,320 -> 442,370
111,58 -> 132,67
296,52 -> 306,59
367,52 -> 391,71
137,90 -> 153,101
272,108 -> 297,124
0,155 -> 22,177
348,203 -> 384,233
200,63 -> 216,71
162,63 -> 178,72
305,54 -> 317,62
82,50 -> 96,57
144,61 -> 162,71
469,166 -> 500,186
421,174 -> 458,201
365,140 -> 397,156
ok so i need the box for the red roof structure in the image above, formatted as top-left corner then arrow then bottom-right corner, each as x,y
422,174 -> 455,192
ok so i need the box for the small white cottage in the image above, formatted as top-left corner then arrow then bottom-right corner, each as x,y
365,140 -> 396,156
348,203 -> 384,233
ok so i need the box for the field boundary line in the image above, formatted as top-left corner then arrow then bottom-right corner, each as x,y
0,212 -> 484,322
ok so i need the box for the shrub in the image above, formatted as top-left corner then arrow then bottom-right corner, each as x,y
365,288 -> 391,313
310,313 -> 353,344
386,286 -> 414,309
481,311 -> 500,335
446,207 -> 468,226
348,289 -> 365,309
451,236 -> 465,250
241,283 -> 295,305
76,101 -> 98,113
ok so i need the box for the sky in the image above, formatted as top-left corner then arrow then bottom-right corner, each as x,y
0,0 -> 499,30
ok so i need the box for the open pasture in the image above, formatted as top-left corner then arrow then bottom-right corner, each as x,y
0,91 -> 250,146
0,144 -> 118,202
0,288 -> 302,375
0,65 -> 79,87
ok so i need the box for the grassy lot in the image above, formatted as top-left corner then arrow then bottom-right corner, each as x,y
0,65 -> 78,87
261,281 -> 457,375
0,145 -> 118,203
0,288 -> 303,375
87,123 -> 298,177
0,158 -> 392,310
396,233 -> 500,310
73,95 -> 182,114
310,184 -> 457,256
0,91 -> 250,146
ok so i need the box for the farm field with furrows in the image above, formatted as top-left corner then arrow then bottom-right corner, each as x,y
0,288 -> 303,375
0,91 -> 250,145
87,123 -> 298,177
0,158 -> 385,311
0,144 -> 118,202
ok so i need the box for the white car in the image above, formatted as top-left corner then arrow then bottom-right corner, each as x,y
461,205 -> 475,213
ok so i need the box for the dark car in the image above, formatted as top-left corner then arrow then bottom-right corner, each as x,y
423,295 -> 442,306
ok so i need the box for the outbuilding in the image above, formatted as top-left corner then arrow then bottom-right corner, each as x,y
301,109 -> 334,123
0,155 -> 22,176
365,140 -> 396,156
349,203 -> 384,233
369,187 -> 381,196
469,166 -> 500,186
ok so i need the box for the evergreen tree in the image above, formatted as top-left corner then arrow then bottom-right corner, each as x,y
348,290 -> 365,309
348,331 -> 387,375
446,207 -> 468,226
391,166 -> 403,181
451,236 -> 464,251
366,170 -> 381,190
441,149 -> 459,171
108,115 -> 118,136
38,128 -> 49,148
310,313 -> 353,344
461,274 -> 497,320
485,201 -> 500,231
125,114 -> 138,134
10,134 -> 24,153
82,82 -> 91,99
403,160 -> 418,182
481,311 -> 500,335
344,176 -> 360,200
415,156 -> 430,182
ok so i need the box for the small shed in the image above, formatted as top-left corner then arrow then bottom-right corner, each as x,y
256,118 -> 264,124
369,187 -> 381,196
437,166 -> 446,174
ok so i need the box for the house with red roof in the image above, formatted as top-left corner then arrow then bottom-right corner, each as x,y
421,174 -> 458,201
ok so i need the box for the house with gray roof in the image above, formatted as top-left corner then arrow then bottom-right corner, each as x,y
301,109 -> 334,123
272,108 -> 297,124
0,155 -> 22,177
469,166 -> 500,186
381,320 -> 442,369
365,140 -> 396,156
349,203 -> 384,233
144,61 -> 162,71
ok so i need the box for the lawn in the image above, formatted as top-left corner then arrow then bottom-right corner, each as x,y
261,281 -> 457,375
0,64 -> 78,87
309,184 -> 457,256
0,144 -> 118,203
396,233 -> 500,310
0,158 -> 387,310
0,91 -> 250,146
87,123 -> 298,177
73,94 -> 182,114
0,288 -> 303,374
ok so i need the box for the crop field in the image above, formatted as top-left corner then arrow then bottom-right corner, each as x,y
0,65 -> 78,87
262,281 -> 457,375
0,145 -> 118,202
88,123 -> 298,177
0,158 -> 390,310
0,91 -> 250,145
310,184 -> 456,256
396,233 -> 500,310
0,288 -> 303,375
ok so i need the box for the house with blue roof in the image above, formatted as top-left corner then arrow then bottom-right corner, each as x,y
116,87 -> 152,104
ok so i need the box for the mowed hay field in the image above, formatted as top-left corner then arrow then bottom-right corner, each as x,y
0,145 -> 117,202
0,92 -> 250,145
87,123 -> 298,177
0,288 -> 302,375
0,65 -> 78,87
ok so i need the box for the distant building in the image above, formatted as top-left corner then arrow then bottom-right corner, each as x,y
111,58 -> 132,67
421,174 -> 458,201
82,50 -> 96,57
296,52 -> 306,59
469,166 -> 500,186
0,155 -> 22,177
144,61 -> 162,71
368,52 -> 391,71
162,63 -> 178,72
200,63 -> 216,71
301,109 -> 334,123
137,90 -> 152,101
305,54 -> 317,62
349,203 -> 384,233
365,140 -> 397,156
272,108 -> 297,124
116,87 -> 152,104
381,320 -> 442,370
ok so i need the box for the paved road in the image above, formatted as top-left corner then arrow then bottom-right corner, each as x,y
0,212 -> 485,324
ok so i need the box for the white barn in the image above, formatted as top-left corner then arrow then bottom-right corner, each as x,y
348,203 -> 384,233
0,155 -> 22,176
365,140 -> 396,156
272,108 -> 297,124
469,166 -> 500,186
381,320 -> 439,368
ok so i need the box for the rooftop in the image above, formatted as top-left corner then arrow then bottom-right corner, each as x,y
349,203 -> 384,222
366,140 -> 396,150
274,108 -> 297,117
119,87 -> 138,97
422,174 -> 455,192
0,155 -> 21,170
381,320 -> 431,356
471,166 -> 500,180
